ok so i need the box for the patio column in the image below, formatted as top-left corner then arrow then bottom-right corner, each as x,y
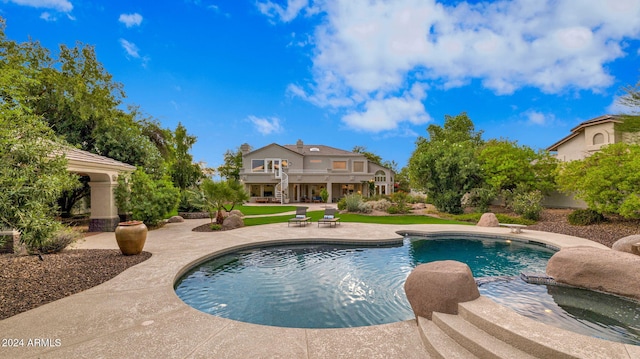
326,181 -> 333,203
88,180 -> 120,232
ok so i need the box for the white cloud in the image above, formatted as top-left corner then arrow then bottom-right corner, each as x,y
525,111 -> 555,126
257,0 -> 310,22
119,38 -> 140,58
248,115 -> 284,135
342,84 -> 431,131
119,13 -> 143,28
607,95 -> 638,115
39,11 -> 53,21
9,0 -> 72,12
265,0 -> 640,133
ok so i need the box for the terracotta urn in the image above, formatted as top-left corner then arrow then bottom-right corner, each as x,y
115,221 -> 147,255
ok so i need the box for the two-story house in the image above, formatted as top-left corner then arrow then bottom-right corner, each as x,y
239,140 -> 395,204
545,114 -> 629,208
547,114 -> 623,161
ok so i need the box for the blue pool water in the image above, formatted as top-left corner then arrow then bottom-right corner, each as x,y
174,237 -> 640,344
174,238 -> 551,327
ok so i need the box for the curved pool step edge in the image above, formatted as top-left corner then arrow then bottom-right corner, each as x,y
456,296 -> 634,359
431,312 -> 537,359
418,318 -> 477,359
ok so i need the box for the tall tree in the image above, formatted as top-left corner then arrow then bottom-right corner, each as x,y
218,147 -> 244,181
169,122 -> 202,189
0,19 -> 78,248
352,145 -> 382,165
556,143 -> 640,218
408,112 -> 484,214
478,139 -> 557,194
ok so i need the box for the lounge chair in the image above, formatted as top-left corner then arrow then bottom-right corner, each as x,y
288,207 -> 311,227
318,208 -> 341,227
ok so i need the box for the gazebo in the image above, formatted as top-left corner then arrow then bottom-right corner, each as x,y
64,148 -> 135,232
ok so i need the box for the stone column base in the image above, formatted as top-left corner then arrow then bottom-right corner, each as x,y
0,230 -> 19,254
89,217 -> 120,232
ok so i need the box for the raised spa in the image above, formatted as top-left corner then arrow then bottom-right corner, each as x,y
174,236 -> 640,345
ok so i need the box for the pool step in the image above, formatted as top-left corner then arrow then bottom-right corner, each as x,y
418,296 -> 634,359
431,312 -> 536,359
458,296 -> 632,359
418,318 -> 477,359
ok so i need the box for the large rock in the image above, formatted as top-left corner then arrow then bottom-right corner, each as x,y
167,216 -> 185,223
476,213 -> 499,227
547,247 -> 640,301
612,235 -> 640,255
222,214 -> 244,230
230,209 -> 244,217
404,260 -> 480,320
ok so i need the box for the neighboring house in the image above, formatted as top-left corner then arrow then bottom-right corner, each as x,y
547,114 -> 623,161
545,114 -> 627,208
239,140 -> 395,204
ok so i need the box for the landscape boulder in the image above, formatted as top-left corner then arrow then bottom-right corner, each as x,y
404,260 -> 480,320
547,246 -> 640,301
167,216 -> 185,223
230,209 -> 244,217
476,213 -> 499,227
222,214 -> 244,230
612,235 -> 640,255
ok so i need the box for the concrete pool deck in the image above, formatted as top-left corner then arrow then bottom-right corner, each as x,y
1,216 -> 639,358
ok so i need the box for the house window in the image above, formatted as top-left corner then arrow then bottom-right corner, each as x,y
252,159 -> 264,172
250,185 -> 261,197
374,170 -> 386,182
593,133 -> 605,145
353,161 -> 364,172
332,161 -> 347,170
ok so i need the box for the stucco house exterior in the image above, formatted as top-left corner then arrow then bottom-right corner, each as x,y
546,114 -> 623,161
545,114 -> 627,208
239,140 -> 395,204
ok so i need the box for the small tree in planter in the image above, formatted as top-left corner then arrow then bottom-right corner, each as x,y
200,179 -> 248,224
115,168 -> 180,227
320,188 -> 329,203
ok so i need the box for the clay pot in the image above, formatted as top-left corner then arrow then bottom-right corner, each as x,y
115,221 -> 147,255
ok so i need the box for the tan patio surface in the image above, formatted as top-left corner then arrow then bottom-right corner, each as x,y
1,214 -> 635,358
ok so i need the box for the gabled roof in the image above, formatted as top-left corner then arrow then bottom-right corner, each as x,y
282,144 -> 357,156
64,147 -> 136,172
244,142 -> 359,157
243,143 -> 303,157
547,115 -> 621,151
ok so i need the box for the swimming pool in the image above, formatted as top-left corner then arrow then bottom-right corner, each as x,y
174,237 -> 553,328
175,236 -> 640,344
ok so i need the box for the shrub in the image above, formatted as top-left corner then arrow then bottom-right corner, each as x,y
344,194 -> 364,212
369,199 -> 392,211
28,227 -> 82,254
465,187 -> 497,213
509,190 -> 543,221
358,201 -> 373,213
407,193 -> 427,204
320,188 -> 329,203
178,189 -> 205,212
337,197 -> 347,211
390,191 -> 411,213
567,209 -> 606,226
387,205 -> 399,214
115,169 -> 180,227
210,223 -> 222,231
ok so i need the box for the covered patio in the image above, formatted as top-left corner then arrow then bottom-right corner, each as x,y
64,148 -> 135,232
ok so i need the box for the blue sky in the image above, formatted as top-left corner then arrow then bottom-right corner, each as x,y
3,0 -> 640,170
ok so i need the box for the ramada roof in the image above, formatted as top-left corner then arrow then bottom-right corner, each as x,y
546,114 -> 621,151
64,146 -> 136,172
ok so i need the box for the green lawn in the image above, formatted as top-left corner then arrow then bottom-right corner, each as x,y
234,205 -> 298,215
244,210 -> 471,226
